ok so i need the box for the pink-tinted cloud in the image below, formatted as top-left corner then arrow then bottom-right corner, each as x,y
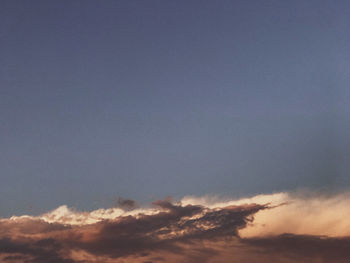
2,191 -> 350,262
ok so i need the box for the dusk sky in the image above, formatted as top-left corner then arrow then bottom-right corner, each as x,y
1,0 -> 349,217
1,1 -> 350,263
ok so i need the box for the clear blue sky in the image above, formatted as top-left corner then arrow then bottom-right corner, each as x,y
1,0 -> 349,216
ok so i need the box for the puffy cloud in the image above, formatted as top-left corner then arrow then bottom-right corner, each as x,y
0,199 -> 266,262
2,191 -> 350,262
182,191 -> 350,237
238,191 -> 350,237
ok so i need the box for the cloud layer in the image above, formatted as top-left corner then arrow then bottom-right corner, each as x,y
1,191 -> 350,262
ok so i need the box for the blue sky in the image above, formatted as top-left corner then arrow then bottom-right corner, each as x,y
1,0 -> 349,216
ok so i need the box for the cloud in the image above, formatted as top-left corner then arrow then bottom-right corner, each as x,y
2,191 -> 350,262
237,191 -> 350,237
242,234 -> 350,263
115,198 -> 138,211
0,237 -> 74,263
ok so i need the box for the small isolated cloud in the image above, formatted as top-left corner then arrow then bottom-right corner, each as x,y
2,191 -> 350,262
115,197 -> 138,211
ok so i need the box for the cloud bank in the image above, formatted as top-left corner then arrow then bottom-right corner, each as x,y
1,191 -> 350,262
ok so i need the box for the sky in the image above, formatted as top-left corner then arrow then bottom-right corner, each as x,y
1,0 -> 350,218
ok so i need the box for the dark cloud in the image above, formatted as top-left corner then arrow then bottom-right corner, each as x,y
242,234 -> 350,263
0,200 -> 267,262
0,237 -> 75,263
2,199 -> 350,262
69,202 -> 265,260
115,198 -> 138,211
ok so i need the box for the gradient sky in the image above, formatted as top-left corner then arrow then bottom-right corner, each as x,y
1,0 -> 349,217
